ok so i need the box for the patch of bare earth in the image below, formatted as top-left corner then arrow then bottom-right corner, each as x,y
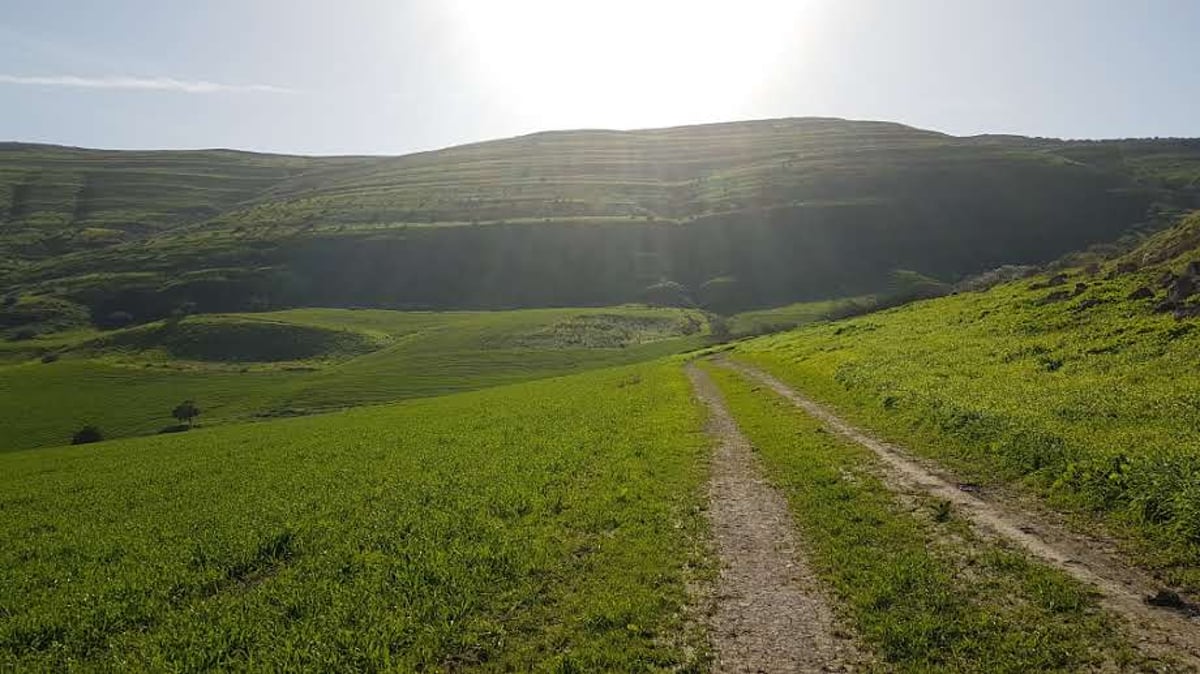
686,364 -> 864,673
718,356 -> 1200,670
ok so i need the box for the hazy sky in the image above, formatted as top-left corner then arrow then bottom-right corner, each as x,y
2,0 -> 1198,155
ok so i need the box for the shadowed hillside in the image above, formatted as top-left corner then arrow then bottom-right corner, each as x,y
3,119 -> 1200,327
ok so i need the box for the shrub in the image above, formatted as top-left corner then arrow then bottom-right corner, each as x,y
71,426 -> 104,445
172,400 -> 201,427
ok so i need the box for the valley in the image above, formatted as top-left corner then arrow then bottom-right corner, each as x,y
4,120 -> 1200,671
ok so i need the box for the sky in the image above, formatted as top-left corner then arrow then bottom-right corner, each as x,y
1,0 -> 1198,156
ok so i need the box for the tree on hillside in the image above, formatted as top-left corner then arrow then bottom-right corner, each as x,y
72,425 -> 104,445
172,400 -> 201,428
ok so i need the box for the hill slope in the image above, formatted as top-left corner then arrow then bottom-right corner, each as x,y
3,119 -> 1200,325
727,209 -> 1200,592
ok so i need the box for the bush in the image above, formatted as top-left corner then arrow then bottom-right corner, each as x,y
9,327 -> 37,341
71,426 -> 104,445
172,400 -> 201,427
40,352 -> 60,364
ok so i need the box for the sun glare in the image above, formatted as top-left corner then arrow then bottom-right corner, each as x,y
441,0 -> 814,129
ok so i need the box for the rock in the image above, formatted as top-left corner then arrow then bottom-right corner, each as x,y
1128,286 -> 1154,300
1174,305 -> 1200,320
1075,299 -> 1102,311
1084,263 -> 1101,276
1047,273 -> 1068,287
1155,300 -> 1180,314
1039,290 -> 1072,304
1187,261 -> 1200,277
1158,271 -> 1178,288
1115,261 -> 1138,275
1168,275 -> 1197,303
1073,282 -> 1089,295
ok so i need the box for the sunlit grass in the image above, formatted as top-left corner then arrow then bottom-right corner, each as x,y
733,258 -> 1200,590
0,362 -> 712,671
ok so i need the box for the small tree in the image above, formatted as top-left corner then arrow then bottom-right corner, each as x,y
172,400 -> 201,428
72,425 -> 104,445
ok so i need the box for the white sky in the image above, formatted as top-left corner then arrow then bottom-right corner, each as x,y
1,0 -> 1198,154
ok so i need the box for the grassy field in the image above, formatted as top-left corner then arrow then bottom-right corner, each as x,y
0,361 -> 712,671
729,215 -> 1200,591
0,305 -> 707,452
703,363 -> 1155,672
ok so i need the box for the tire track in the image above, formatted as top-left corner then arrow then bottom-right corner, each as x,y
717,356 -> 1200,669
686,363 -> 863,673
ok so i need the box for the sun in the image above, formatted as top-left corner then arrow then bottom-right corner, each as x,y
440,0 -> 815,130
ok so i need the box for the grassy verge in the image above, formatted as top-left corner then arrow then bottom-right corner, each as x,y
703,362 -> 1160,672
0,362 -> 712,671
731,271 -> 1200,591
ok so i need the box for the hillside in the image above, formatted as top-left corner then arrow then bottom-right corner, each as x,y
726,209 -> 1200,594
4,119 -> 1200,330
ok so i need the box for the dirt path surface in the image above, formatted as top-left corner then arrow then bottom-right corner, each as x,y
686,364 -> 863,673
718,356 -> 1200,669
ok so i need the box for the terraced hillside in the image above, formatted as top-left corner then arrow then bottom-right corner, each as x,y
4,120 -> 1200,328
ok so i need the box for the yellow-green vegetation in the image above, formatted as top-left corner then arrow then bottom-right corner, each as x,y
731,213 -> 1200,590
0,306 -> 707,451
0,362 -> 712,671
703,363 -> 1154,672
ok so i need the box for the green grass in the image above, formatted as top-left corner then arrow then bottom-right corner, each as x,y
703,362 -> 1158,672
0,306 -> 707,452
730,237 -> 1200,591
0,361 -> 712,671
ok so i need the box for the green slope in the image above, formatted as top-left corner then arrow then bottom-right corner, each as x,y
728,210 -> 1200,591
4,119 -> 1198,323
0,362 -> 711,671
0,305 -> 706,452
